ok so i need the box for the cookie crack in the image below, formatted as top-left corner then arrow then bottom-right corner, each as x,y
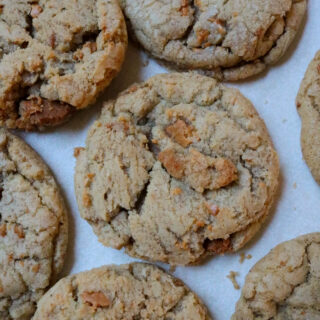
163,290 -> 189,316
2,139 -> 62,282
134,180 -> 150,215
70,277 -> 79,304
5,145 -> 58,220
278,243 -> 314,311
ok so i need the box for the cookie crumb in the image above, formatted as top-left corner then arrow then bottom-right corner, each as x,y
239,253 -> 252,263
227,271 -> 240,290
74,147 -> 84,158
169,265 -> 176,273
142,56 -> 150,67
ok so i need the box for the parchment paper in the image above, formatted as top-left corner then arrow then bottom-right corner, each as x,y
17,0 -> 320,318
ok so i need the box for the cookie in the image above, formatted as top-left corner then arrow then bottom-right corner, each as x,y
296,51 -> 320,184
33,263 -> 211,319
0,129 -> 68,319
74,73 -> 279,265
0,0 -> 127,130
120,0 -> 306,81
232,233 -> 320,320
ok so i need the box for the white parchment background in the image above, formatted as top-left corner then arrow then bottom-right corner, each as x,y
17,0 -> 320,318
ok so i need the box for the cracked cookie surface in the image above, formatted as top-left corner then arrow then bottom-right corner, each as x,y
0,0 -> 127,130
0,129 -> 68,319
120,0 -> 306,81
75,73 -> 279,266
232,233 -> 320,320
296,51 -> 320,185
33,263 -> 211,320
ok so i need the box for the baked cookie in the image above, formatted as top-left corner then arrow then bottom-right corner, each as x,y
0,129 -> 68,319
120,0 -> 306,81
33,263 -> 211,320
232,233 -> 320,320
74,73 -> 279,266
0,0 -> 127,130
296,51 -> 320,184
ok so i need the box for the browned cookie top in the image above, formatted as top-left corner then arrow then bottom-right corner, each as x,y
74,73 -> 279,266
120,0 -> 306,81
0,0 -> 127,130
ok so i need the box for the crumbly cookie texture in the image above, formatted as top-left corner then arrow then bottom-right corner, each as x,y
33,263 -> 211,320
120,0 -> 306,81
0,129 -> 68,319
0,0 -> 127,130
296,51 -> 320,185
74,73 -> 279,266
232,233 -> 320,320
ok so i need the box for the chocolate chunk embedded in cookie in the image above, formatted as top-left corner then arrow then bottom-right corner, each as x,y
0,0 -> 127,130
74,73 -> 279,266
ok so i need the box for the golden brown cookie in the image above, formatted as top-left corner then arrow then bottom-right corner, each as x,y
233,233 -> 320,320
0,129 -> 68,319
0,0 -> 127,130
120,0 -> 306,81
74,73 -> 279,266
33,263 -> 211,320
